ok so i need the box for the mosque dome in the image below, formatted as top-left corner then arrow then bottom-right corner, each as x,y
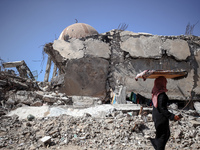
58,23 -> 98,40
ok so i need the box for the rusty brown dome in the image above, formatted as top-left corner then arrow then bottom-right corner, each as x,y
58,23 -> 98,40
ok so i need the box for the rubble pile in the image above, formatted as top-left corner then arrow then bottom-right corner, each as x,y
0,89 -> 73,116
0,106 -> 200,150
0,64 -> 200,149
0,71 -> 38,91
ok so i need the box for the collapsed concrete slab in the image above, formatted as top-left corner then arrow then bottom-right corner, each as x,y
71,96 -> 101,108
85,39 -> 111,59
163,39 -> 190,60
60,57 -> 109,98
0,70 -> 39,92
2,60 -> 35,80
53,39 -> 85,60
120,36 -> 163,58
43,25 -> 200,103
120,36 -> 191,60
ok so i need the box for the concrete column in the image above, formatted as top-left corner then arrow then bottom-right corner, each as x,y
114,85 -> 127,104
58,68 -> 62,76
44,56 -> 52,82
52,63 -> 57,78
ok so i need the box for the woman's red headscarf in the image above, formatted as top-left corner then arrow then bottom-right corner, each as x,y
152,76 -> 168,108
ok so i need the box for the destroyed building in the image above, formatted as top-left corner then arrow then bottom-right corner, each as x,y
1,23 -> 200,150
43,23 -> 200,104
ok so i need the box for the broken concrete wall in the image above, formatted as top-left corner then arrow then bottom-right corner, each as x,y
194,52 -> 200,94
60,57 -> 109,98
44,30 -> 200,102
115,31 -> 199,101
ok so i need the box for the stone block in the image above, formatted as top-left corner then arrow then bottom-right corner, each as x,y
39,136 -> 51,146
72,96 -> 100,108
163,39 -> 190,60
120,36 -> 162,58
85,39 -> 111,59
43,95 -> 57,103
53,39 -> 84,60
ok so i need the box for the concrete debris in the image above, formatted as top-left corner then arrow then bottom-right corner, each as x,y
1,106 -> 200,150
2,60 -> 35,80
0,89 -> 72,115
0,71 -> 39,91
194,102 -> 200,114
0,69 -> 40,116
39,136 -> 52,147
72,96 -> 102,108
112,85 -> 127,104
50,74 -> 65,88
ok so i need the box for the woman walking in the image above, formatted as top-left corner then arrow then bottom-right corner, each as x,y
150,76 -> 181,150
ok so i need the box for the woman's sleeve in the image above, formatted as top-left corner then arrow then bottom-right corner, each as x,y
157,93 -> 175,121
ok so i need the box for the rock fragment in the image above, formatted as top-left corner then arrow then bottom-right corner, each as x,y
39,136 -> 51,147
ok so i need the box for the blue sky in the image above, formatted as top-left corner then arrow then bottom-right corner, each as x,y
0,0 -> 199,81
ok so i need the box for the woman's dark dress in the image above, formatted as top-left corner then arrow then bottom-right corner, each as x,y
151,92 -> 175,150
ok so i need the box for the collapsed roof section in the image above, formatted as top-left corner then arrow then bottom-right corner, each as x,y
0,60 -> 39,91
43,23 -> 200,102
2,60 -> 35,80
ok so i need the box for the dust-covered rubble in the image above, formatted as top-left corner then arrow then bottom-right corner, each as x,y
0,106 -> 200,150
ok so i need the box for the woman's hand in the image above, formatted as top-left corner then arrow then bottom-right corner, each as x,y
174,115 -> 181,121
